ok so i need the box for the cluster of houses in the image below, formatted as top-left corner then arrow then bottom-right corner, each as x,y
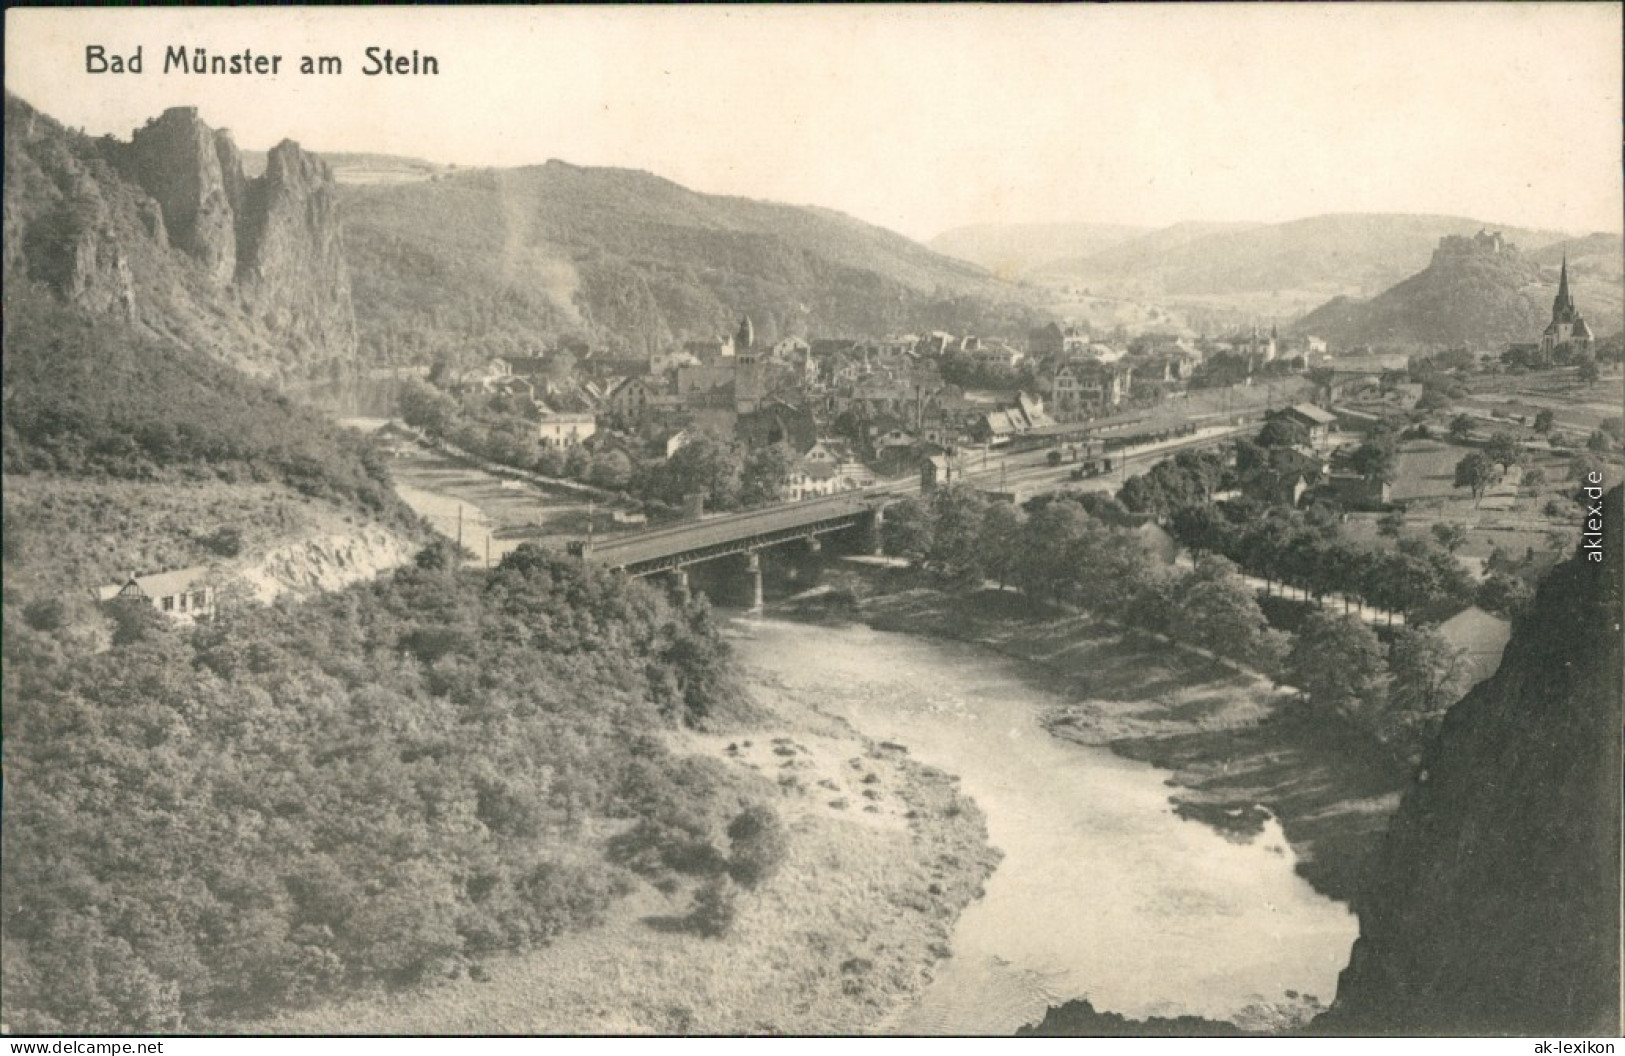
429,313 -> 1338,506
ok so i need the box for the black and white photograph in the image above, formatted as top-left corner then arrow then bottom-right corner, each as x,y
3,4 -> 1621,1043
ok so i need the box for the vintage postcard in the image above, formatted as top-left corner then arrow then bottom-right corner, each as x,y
3,4 -> 1621,1044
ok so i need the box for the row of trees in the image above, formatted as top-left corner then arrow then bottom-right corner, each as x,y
885,485 -> 1473,760
1109,441 -> 1478,623
2,544 -> 760,1032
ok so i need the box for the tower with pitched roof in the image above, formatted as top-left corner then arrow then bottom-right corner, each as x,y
1539,256 -> 1595,359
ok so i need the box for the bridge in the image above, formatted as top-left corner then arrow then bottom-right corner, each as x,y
584,490 -> 891,577
580,420 -> 1252,611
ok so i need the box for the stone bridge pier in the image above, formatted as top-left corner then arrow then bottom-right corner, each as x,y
746,550 -> 763,613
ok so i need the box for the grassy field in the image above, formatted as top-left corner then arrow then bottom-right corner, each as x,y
1345,436 -> 1597,562
250,660 -> 1000,1036
384,440 -> 644,564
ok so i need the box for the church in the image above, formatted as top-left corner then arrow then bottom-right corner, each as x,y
1538,256 -> 1595,359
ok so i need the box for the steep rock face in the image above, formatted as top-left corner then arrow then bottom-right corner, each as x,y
128,106 -> 238,285
4,94 -> 356,381
1319,486 -> 1623,1036
235,140 -> 358,372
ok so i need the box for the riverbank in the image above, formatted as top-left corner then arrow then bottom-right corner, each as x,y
251,639 -> 1000,1035
781,571 -> 1409,905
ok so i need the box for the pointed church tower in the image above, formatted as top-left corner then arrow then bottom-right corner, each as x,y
1552,256 -> 1576,322
1540,254 -> 1594,358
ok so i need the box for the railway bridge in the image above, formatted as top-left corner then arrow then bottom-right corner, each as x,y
580,491 -> 896,609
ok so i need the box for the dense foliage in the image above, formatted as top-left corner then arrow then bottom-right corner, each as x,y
1112,432 -> 1476,623
1,545 -> 752,1032
2,295 -> 412,530
887,483 -> 1473,762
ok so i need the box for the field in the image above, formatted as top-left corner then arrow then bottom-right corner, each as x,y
380,437 -> 644,566
1340,433 -> 1601,563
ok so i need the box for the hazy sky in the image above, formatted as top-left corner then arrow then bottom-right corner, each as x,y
7,5 -> 1622,242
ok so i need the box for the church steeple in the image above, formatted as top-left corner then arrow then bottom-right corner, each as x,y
1553,255 -> 1575,321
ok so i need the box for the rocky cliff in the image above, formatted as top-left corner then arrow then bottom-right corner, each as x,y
1317,486 -> 1623,1036
4,95 -> 356,380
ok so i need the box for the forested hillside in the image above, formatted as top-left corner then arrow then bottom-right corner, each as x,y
2,289 -> 407,530
341,160 -> 1047,365
1,544 -> 759,1032
1294,241 -> 1550,349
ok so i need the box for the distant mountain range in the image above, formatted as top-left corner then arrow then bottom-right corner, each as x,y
934,213 -> 1620,301
340,160 -> 1046,366
929,221 -> 1152,281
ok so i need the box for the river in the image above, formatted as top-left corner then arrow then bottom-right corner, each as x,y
389,461 -> 1357,1035
731,616 -> 1358,1035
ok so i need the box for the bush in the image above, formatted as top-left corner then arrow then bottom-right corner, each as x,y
202,525 -> 243,558
22,598 -> 67,632
688,877 -> 739,938
726,805 -> 789,888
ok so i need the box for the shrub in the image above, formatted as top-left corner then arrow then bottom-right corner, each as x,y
726,805 -> 789,888
688,877 -> 739,938
203,525 -> 243,558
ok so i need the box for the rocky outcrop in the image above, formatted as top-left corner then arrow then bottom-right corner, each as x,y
235,140 -> 358,371
1317,487 -> 1622,1036
127,106 -> 238,285
237,528 -> 418,605
4,93 -> 357,380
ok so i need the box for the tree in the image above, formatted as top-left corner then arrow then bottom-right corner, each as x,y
588,449 -> 633,490
1257,418 -> 1305,449
1569,451 -> 1605,483
1016,499 -> 1093,602
1577,357 -> 1601,384
1588,429 -> 1614,454
1168,556 -> 1284,671
1385,626 -> 1469,745
1533,409 -> 1556,434
651,433 -> 743,510
688,876 -> 739,938
1448,414 -> 1474,442
1521,467 -> 1546,490
1484,432 -> 1521,471
739,443 -> 799,507
1377,510 -> 1407,538
881,497 -> 933,565
1476,572 -> 1533,619
1348,440 -> 1397,483
1287,611 -> 1389,719
977,500 -> 1027,590
924,484 -> 990,584
397,380 -> 459,437
1453,451 -> 1497,502
1430,522 -> 1469,553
